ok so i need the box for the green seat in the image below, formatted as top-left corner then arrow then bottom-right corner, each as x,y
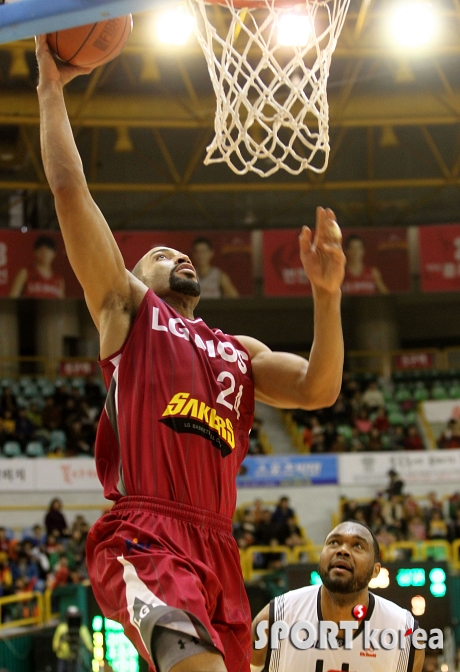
337,425 -> 353,440
385,401 -> 400,414
49,429 -> 67,450
448,381 -> 460,399
413,384 -> 429,401
432,385 -> 448,400
25,441 -> 45,457
395,386 -> 411,402
388,411 -> 405,426
404,411 -> 417,425
3,441 -> 22,457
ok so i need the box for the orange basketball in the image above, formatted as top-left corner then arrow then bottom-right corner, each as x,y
46,14 -> 133,68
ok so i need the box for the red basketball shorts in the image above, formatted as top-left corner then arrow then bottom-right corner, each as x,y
86,496 -> 251,672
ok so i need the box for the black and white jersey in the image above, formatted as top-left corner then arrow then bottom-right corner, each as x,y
265,585 -> 416,672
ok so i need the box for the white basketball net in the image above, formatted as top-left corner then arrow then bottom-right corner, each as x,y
188,0 -> 350,177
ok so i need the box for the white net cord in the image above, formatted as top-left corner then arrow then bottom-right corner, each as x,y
188,0 -> 350,177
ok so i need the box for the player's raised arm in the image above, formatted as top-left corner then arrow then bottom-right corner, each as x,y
35,36 -> 139,331
237,207 -> 345,410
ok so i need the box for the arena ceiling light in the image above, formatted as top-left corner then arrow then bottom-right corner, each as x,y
156,5 -> 196,46
278,13 -> 311,47
389,1 -> 437,49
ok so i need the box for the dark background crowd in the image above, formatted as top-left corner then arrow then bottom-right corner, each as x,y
341,471 -> 460,549
0,376 -> 104,457
292,373 -> 426,453
0,498 -> 91,621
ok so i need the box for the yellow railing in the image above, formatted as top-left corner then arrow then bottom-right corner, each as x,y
0,591 -> 43,630
43,588 -> 60,623
239,539 -> 460,581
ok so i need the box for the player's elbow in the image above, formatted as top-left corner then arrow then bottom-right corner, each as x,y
298,386 -> 341,411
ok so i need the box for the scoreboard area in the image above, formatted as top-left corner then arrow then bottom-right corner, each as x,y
285,562 -> 451,636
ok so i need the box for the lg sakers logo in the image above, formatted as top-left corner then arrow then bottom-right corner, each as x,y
160,392 -> 235,457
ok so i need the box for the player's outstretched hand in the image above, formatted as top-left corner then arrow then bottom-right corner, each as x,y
299,207 -> 346,294
35,35 -> 93,87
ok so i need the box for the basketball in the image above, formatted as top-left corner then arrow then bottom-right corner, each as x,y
46,15 -> 133,68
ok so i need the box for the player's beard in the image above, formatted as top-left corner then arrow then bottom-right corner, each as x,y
169,268 -> 201,297
319,563 -> 375,595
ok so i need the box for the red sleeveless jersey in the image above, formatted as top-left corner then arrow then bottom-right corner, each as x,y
23,267 -> 63,298
96,289 -> 255,518
342,266 -> 376,295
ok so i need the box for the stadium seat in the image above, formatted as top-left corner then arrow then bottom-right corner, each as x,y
394,385 -> 411,403
25,441 -> 45,457
432,384 -> 448,400
448,381 -> 460,399
388,411 -> 405,426
3,441 -> 22,457
49,429 -> 67,450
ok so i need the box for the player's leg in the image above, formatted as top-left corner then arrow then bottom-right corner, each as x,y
170,651 -> 228,672
152,626 -> 228,672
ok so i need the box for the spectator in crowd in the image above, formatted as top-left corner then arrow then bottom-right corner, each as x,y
373,406 -> 390,433
361,380 -> 385,411
449,509 -> 460,541
438,418 -> 460,448
272,496 -> 295,526
386,470 -> 404,497
41,397 -> 62,432
354,408 -> 373,434
404,425 -> 423,450
278,516 -> 304,548
45,498 -> 69,538
15,408 -> 36,447
387,424 -> 406,451
367,427 -> 383,451
254,509 -> 280,546
427,510 -> 449,540
330,393 -> 351,425
407,515 -> 427,542
0,410 -> 17,444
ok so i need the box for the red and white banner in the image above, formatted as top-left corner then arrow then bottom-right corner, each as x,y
58,360 -> 97,377
263,228 -> 410,297
392,352 -> 436,370
419,224 -> 460,292
0,230 -> 253,299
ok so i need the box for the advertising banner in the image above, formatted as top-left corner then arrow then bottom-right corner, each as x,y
392,352 -> 436,370
263,228 -> 410,297
0,458 -> 103,492
0,230 -> 253,299
422,399 -> 460,424
236,454 -> 338,487
339,450 -> 460,487
419,224 -> 460,292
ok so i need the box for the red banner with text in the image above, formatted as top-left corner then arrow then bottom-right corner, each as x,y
419,224 -> 460,292
263,228 -> 410,297
0,230 -> 253,298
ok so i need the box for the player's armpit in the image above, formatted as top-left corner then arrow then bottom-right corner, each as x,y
251,603 -> 270,669
412,648 -> 425,672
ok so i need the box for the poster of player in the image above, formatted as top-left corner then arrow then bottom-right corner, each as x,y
263,227 -> 410,297
419,224 -> 460,292
0,229 -> 253,299
0,229 -> 81,298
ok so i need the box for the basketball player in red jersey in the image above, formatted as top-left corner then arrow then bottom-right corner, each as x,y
36,35 -> 345,672
9,235 -> 65,298
342,235 -> 389,295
